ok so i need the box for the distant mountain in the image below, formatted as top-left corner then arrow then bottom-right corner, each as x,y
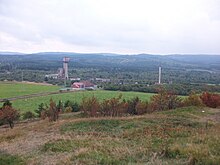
0,51 -> 26,55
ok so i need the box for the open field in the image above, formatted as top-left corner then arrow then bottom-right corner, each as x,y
0,82 -> 154,113
0,106 -> 220,164
11,90 -> 153,113
0,82 -> 59,99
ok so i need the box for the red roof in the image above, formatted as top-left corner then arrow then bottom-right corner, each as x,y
81,81 -> 95,87
71,81 -> 95,88
72,82 -> 84,88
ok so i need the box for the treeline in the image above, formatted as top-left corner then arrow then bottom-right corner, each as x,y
104,83 -> 220,95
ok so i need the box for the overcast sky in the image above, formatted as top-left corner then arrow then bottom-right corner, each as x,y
0,0 -> 220,54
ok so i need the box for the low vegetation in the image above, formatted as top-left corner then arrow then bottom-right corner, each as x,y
0,106 -> 219,164
0,152 -> 25,165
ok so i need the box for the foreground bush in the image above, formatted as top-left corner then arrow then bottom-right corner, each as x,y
150,88 -> 183,111
64,100 -> 80,112
100,95 -> 128,117
0,100 -> 19,129
39,99 -> 60,121
200,92 -> 220,108
22,111 -> 36,120
136,100 -> 149,115
81,96 -> 100,117
35,103 -> 47,118
47,99 -> 59,121
184,92 -> 203,107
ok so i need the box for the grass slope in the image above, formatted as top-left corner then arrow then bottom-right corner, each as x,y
0,107 -> 219,164
0,82 -> 59,99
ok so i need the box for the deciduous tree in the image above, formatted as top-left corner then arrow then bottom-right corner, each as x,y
0,100 -> 19,129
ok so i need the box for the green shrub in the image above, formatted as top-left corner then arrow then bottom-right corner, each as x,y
22,111 -> 35,120
0,152 -> 25,165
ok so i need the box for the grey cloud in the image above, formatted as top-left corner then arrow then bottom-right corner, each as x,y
0,0 -> 220,54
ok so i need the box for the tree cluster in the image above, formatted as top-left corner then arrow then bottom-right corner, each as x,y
35,99 -> 80,121
80,95 -> 150,117
104,83 -> 220,96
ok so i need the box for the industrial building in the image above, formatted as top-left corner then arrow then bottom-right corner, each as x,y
72,81 -> 97,90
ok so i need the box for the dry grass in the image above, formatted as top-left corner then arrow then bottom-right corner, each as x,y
0,107 -> 220,164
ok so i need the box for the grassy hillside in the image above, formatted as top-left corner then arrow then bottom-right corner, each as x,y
0,82 -> 59,99
0,106 -> 219,164
12,90 -> 153,112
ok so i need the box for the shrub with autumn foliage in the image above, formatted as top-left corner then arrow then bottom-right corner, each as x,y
127,97 -> 140,115
184,91 -> 203,107
47,99 -> 59,121
64,106 -> 73,113
200,92 -> 220,108
0,100 -> 19,129
100,95 -> 128,117
80,96 -> 100,117
150,88 -> 183,111
80,95 -> 150,117
39,99 -> 60,121
136,100 -> 149,115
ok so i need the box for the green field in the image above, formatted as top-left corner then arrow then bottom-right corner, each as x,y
0,82 -> 154,113
0,82 -> 59,99
12,90 -> 153,112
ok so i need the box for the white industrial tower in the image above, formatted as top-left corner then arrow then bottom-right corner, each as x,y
63,57 -> 70,80
158,66 -> 161,84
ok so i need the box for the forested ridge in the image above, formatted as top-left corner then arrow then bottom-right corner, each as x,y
0,52 -> 220,94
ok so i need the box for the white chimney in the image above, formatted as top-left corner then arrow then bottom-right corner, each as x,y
159,66 -> 161,84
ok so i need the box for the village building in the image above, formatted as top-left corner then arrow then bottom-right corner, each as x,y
71,81 -> 97,90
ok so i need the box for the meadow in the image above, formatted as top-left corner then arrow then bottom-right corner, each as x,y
0,82 -> 59,99
0,106 -> 219,164
12,90 -> 153,113
0,82 -> 153,113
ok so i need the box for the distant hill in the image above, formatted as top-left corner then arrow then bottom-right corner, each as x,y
167,55 -> 220,70
0,52 -> 220,71
1,52 -> 220,84
0,51 -> 26,55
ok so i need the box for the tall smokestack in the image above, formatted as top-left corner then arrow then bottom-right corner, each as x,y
63,57 -> 70,80
159,66 -> 161,84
